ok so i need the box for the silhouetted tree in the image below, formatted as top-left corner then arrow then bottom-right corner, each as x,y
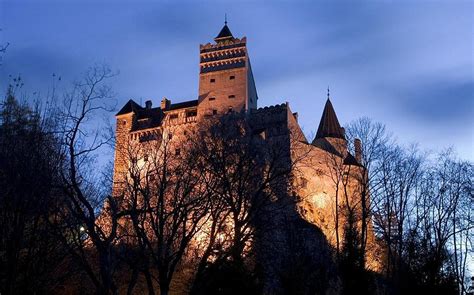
53,64 -> 122,295
0,87 -> 70,294
118,125 -> 211,295
189,113 -> 300,291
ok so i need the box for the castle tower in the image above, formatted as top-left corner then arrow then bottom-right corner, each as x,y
312,90 -> 347,155
112,99 -> 142,196
197,22 -> 258,117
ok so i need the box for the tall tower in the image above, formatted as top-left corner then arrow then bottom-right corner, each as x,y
198,22 -> 258,117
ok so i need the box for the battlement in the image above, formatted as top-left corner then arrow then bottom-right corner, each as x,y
199,38 -> 247,74
199,37 -> 247,52
252,102 -> 288,113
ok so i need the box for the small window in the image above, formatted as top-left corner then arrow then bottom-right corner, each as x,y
175,148 -> 181,156
209,97 -> 216,101
122,120 -> 127,125
169,114 -> 178,119
186,110 -> 197,117
143,154 -> 148,162
212,109 -> 217,115
229,75 -> 235,80
168,133 -> 173,140
210,78 -> 215,83
228,107 -> 233,113
228,95 -> 235,99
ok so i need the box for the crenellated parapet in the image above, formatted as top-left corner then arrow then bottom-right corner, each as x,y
199,37 -> 247,52
199,38 -> 247,74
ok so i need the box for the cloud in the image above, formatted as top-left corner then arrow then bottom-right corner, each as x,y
0,0 -> 472,160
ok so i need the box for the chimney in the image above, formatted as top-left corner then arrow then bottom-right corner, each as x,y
161,97 -> 171,110
145,100 -> 152,109
354,138 -> 362,163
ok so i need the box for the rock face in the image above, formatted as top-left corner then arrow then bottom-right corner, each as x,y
110,22 -> 381,294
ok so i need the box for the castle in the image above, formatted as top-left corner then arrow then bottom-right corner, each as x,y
111,22 -> 379,291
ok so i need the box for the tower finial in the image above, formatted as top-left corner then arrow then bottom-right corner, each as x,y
225,13 -> 227,25
327,86 -> 330,100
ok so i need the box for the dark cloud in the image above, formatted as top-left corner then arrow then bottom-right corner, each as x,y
0,0 -> 472,160
394,78 -> 474,122
0,46 -> 84,93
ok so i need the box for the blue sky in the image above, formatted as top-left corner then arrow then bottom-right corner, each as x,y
1,0 -> 473,160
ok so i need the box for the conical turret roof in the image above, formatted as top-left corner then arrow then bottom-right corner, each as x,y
315,99 -> 345,139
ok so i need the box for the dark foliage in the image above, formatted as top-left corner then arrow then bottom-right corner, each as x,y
191,259 -> 260,295
0,89 -> 70,294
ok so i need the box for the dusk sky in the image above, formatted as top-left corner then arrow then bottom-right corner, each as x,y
1,0 -> 473,161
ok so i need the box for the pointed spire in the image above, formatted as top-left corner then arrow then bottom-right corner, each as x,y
315,93 -> 345,140
214,16 -> 234,42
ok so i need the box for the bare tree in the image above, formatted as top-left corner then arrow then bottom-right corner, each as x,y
189,112 -> 303,293
346,117 -> 394,267
374,144 -> 424,282
118,124 -> 211,295
53,64 -> 121,295
0,28 -> 8,65
414,150 -> 473,294
347,118 -> 473,294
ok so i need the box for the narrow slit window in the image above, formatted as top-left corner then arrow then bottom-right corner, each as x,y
228,95 -> 235,99
209,97 -> 216,101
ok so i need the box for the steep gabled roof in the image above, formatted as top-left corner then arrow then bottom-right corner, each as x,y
344,152 -> 361,166
215,24 -> 233,41
116,99 -> 142,116
315,99 -> 345,140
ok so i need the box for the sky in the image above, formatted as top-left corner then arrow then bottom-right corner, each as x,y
0,0 -> 473,161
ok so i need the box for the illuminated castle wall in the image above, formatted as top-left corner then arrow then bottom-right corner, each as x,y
112,23 -> 381,275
